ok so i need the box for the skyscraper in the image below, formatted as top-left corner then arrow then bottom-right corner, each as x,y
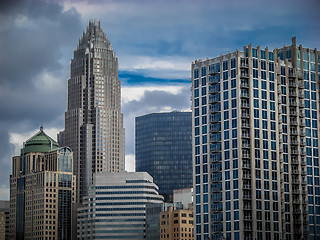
191,37 -> 319,240
64,20 -> 125,202
9,127 -> 76,240
135,111 -> 192,202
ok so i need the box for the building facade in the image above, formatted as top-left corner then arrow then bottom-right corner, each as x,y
135,111 -> 192,201
9,127 -> 76,240
191,37 -> 320,240
160,206 -> 194,240
63,19 -> 125,202
77,171 -> 164,240
0,201 -> 9,240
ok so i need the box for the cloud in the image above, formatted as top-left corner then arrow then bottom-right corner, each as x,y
0,0 -> 83,200
122,83 -> 191,158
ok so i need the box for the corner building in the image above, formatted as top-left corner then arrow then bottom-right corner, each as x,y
9,127 -> 76,240
191,37 -> 320,240
64,20 -> 125,202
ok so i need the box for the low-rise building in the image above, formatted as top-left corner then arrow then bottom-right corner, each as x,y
0,201 -> 9,240
78,171 -> 164,240
160,206 -> 194,240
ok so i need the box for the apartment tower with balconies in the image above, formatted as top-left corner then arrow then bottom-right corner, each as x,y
191,37 -> 319,240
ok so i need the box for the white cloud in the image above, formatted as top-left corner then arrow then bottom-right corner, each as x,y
119,55 -> 190,72
121,85 -> 185,103
125,154 -> 135,172
33,71 -> 64,93
0,184 -> 9,200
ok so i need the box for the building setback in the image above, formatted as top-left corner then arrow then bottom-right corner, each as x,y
9,127 -> 76,240
63,19 -> 125,202
77,171 -> 164,240
191,37 -> 320,240
135,111 -> 192,202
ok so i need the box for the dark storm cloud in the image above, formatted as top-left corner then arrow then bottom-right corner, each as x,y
0,0 -> 83,199
122,85 -> 191,155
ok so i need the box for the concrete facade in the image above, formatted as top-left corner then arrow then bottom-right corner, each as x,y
9,127 -> 76,240
0,201 -> 9,240
191,37 -> 320,240
160,206 -> 194,240
63,19 -> 125,202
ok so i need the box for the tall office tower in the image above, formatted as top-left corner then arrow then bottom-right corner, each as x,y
9,127 -> 76,240
77,172 -> 164,239
191,37 -> 320,240
135,111 -> 192,202
64,19 -> 125,202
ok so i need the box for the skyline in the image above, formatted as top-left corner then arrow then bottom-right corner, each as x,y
0,0 -> 320,200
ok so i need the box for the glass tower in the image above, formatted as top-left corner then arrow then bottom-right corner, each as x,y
64,20 -> 125,202
191,37 -> 320,240
135,111 -> 192,202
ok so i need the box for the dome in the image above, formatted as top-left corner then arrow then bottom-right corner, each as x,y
21,126 -> 59,154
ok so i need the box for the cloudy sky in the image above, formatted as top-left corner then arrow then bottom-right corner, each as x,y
0,0 -> 319,199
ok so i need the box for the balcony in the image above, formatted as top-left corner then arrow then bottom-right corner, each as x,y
292,179 -> 300,184
291,159 -> 299,165
242,133 -> 250,139
299,93 -> 304,98
290,130 -> 298,135
299,112 -> 305,118
242,123 -> 250,128
241,92 -> 249,98
299,103 -> 305,108
292,189 -> 301,194
288,70 -> 296,78
300,131 -> 306,137
244,215 -> 252,221
209,76 -> 220,85
292,169 -> 300,175
242,164 -> 251,169
241,82 -> 249,88
243,184 -> 251,189
240,61 -> 249,68
290,120 -> 298,125
290,111 -> 298,116
289,101 -> 297,107
243,194 -> 251,200
241,112 -> 250,118
243,174 -> 251,180
289,82 -> 297,87
289,91 -> 297,97
241,102 -> 249,108
242,143 -> 250,149
291,149 -> 299,155
241,72 -> 249,78
242,153 -> 251,159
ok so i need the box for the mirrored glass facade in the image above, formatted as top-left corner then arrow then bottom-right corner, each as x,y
135,111 -> 192,202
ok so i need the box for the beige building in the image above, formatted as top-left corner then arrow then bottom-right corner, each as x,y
9,127 -> 76,240
160,206 -> 194,240
0,201 -> 9,240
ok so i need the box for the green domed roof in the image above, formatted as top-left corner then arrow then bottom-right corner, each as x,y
21,126 -> 59,154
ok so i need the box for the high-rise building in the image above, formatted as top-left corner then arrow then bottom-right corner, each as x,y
9,127 -> 76,240
77,171 -> 164,239
63,19 -> 125,202
191,37 -> 320,240
135,111 -> 192,202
